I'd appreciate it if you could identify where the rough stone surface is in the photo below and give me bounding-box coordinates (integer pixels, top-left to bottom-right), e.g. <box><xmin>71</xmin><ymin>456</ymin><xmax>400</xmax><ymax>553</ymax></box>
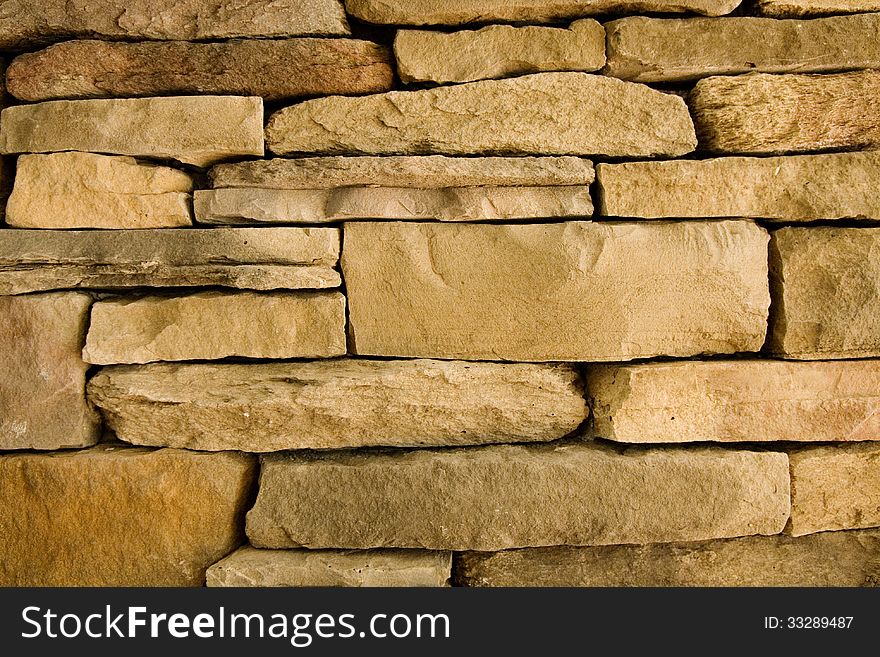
<box><xmin>597</xmin><ymin>152</ymin><xmax>880</xmax><ymax>220</ymax></box>
<box><xmin>247</xmin><ymin>443</ymin><xmax>790</xmax><ymax>551</ymax></box>
<box><xmin>210</xmin><ymin>155</ymin><xmax>594</xmax><ymax>189</ymax></box>
<box><xmin>690</xmin><ymin>70</ymin><xmax>880</xmax><ymax>154</ymax></box>
<box><xmin>342</xmin><ymin>221</ymin><xmax>769</xmax><ymax>362</ymax></box>
<box><xmin>603</xmin><ymin>14</ymin><xmax>880</xmax><ymax>83</ymax></box>
<box><xmin>456</xmin><ymin>530</ymin><xmax>880</xmax><ymax>587</ymax></box>
<box><xmin>207</xmin><ymin>547</ymin><xmax>451</xmax><ymax>587</ymax></box>
<box><xmin>0</xmin><ymin>446</ymin><xmax>255</xmax><ymax>586</ymax></box>
<box><xmin>0</xmin><ymin>0</ymin><xmax>349</xmax><ymax>48</ymax></box>
<box><xmin>194</xmin><ymin>186</ymin><xmax>594</xmax><ymax>224</ymax></box>
<box><xmin>87</xmin><ymin>359</ymin><xmax>588</xmax><ymax>451</ymax></box>
<box><xmin>394</xmin><ymin>20</ymin><xmax>605</xmax><ymax>84</ymax></box>
<box><xmin>769</xmin><ymin>227</ymin><xmax>880</xmax><ymax>359</ymax></box>
<box><xmin>83</xmin><ymin>291</ymin><xmax>346</xmax><ymax>365</ymax></box>
<box><xmin>266</xmin><ymin>72</ymin><xmax>696</xmax><ymax>158</ymax></box>
<box><xmin>587</xmin><ymin>359</ymin><xmax>880</xmax><ymax>443</ymax></box>
<box><xmin>788</xmin><ymin>444</ymin><xmax>880</xmax><ymax>536</ymax></box>
<box><xmin>758</xmin><ymin>1</ymin><xmax>880</xmax><ymax>17</ymax></box>
<box><xmin>0</xmin><ymin>96</ymin><xmax>264</xmax><ymax>167</ymax></box>
<box><xmin>6</xmin><ymin>152</ymin><xmax>192</xmax><ymax>229</ymax></box>
<box><xmin>345</xmin><ymin>0</ymin><xmax>742</xmax><ymax>25</ymax></box>
<box><xmin>6</xmin><ymin>38</ymin><xmax>392</xmax><ymax>102</ymax></box>
<box><xmin>0</xmin><ymin>228</ymin><xmax>340</xmax><ymax>295</ymax></box>
<box><xmin>0</xmin><ymin>293</ymin><xmax>99</xmax><ymax>450</ymax></box>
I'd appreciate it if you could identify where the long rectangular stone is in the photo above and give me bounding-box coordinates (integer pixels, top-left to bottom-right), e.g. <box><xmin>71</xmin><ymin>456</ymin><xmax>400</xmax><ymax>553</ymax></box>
<box><xmin>690</xmin><ymin>71</ymin><xmax>880</xmax><ymax>154</ymax></box>
<box><xmin>0</xmin><ymin>293</ymin><xmax>99</xmax><ymax>450</ymax></box>
<box><xmin>266</xmin><ymin>72</ymin><xmax>696</xmax><ymax>158</ymax></box>
<box><xmin>597</xmin><ymin>152</ymin><xmax>880</xmax><ymax>220</ymax></box>
<box><xmin>603</xmin><ymin>14</ymin><xmax>880</xmax><ymax>83</ymax></box>
<box><xmin>207</xmin><ymin>547</ymin><xmax>451</xmax><ymax>587</ymax></box>
<box><xmin>342</xmin><ymin>221</ymin><xmax>769</xmax><ymax>362</ymax></box>
<box><xmin>83</xmin><ymin>291</ymin><xmax>346</xmax><ymax>365</ymax></box>
<box><xmin>0</xmin><ymin>228</ymin><xmax>341</xmax><ymax>295</ymax></box>
<box><xmin>194</xmin><ymin>186</ymin><xmax>593</xmax><ymax>224</ymax></box>
<box><xmin>758</xmin><ymin>1</ymin><xmax>880</xmax><ymax>16</ymax></box>
<box><xmin>587</xmin><ymin>359</ymin><xmax>880</xmax><ymax>443</ymax></box>
<box><xmin>788</xmin><ymin>444</ymin><xmax>880</xmax><ymax>536</ymax></box>
<box><xmin>247</xmin><ymin>443</ymin><xmax>791</xmax><ymax>551</ymax></box>
<box><xmin>455</xmin><ymin>530</ymin><xmax>880</xmax><ymax>587</ymax></box>
<box><xmin>0</xmin><ymin>96</ymin><xmax>264</xmax><ymax>167</ymax></box>
<box><xmin>0</xmin><ymin>446</ymin><xmax>255</xmax><ymax>586</ymax></box>
<box><xmin>87</xmin><ymin>360</ymin><xmax>588</xmax><ymax>451</ymax></box>
<box><xmin>769</xmin><ymin>227</ymin><xmax>880</xmax><ymax>359</ymax></box>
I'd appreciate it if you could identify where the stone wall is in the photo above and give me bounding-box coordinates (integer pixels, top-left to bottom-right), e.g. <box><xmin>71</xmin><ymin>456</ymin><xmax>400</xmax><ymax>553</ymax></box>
<box><xmin>1</xmin><ymin>0</ymin><xmax>879</xmax><ymax>587</ymax></box>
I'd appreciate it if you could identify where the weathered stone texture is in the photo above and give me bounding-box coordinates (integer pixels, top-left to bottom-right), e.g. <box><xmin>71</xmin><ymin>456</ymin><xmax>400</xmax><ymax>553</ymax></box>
<box><xmin>0</xmin><ymin>228</ymin><xmax>341</xmax><ymax>295</ymax></box>
<box><xmin>758</xmin><ymin>1</ymin><xmax>880</xmax><ymax>17</ymax></box>
<box><xmin>597</xmin><ymin>152</ymin><xmax>880</xmax><ymax>220</ymax></box>
<box><xmin>394</xmin><ymin>20</ymin><xmax>605</xmax><ymax>84</ymax></box>
<box><xmin>0</xmin><ymin>96</ymin><xmax>264</xmax><ymax>167</ymax></box>
<box><xmin>6</xmin><ymin>152</ymin><xmax>192</xmax><ymax>229</ymax></box>
<box><xmin>83</xmin><ymin>292</ymin><xmax>346</xmax><ymax>365</ymax></box>
<box><xmin>0</xmin><ymin>446</ymin><xmax>255</xmax><ymax>586</ymax></box>
<box><xmin>266</xmin><ymin>73</ymin><xmax>696</xmax><ymax>158</ymax></box>
<box><xmin>6</xmin><ymin>38</ymin><xmax>392</xmax><ymax>102</ymax></box>
<box><xmin>342</xmin><ymin>221</ymin><xmax>769</xmax><ymax>362</ymax></box>
<box><xmin>588</xmin><ymin>359</ymin><xmax>880</xmax><ymax>443</ymax></box>
<box><xmin>0</xmin><ymin>293</ymin><xmax>99</xmax><ymax>450</ymax></box>
<box><xmin>788</xmin><ymin>444</ymin><xmax>880</xmax><ymax>536</ymax></box>
<box><xmin>87</xmin><ymin>359</ymin><xmax>588</xmax><ymax>451</ymax></box>
<box><xmin>207</xmin><ymin>547</ymin><xmax>451</xmax><ymax>587</ymax></box>
<box><xmin>456</xmin><ymin>530</ymin><xmax>880</xmax><ymax>587</ymax></box>
<box><xmin>247</xmin><ymin>443</ymin><xmax>790</xmax><ymax>551</ymax></box>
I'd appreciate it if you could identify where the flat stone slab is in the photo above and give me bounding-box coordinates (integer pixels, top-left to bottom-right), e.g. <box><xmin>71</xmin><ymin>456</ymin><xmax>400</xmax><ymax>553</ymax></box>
<box><xmin>758</xmin><ymin>1</ymin><xmax>880</xmax><ymax>16</ymax></box>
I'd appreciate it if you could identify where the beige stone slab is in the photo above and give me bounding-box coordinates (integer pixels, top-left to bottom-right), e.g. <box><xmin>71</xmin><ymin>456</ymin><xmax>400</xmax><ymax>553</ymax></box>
<box><xmin>758</xmin><ymin>1</ymin><xmax>880</xmax><ymax>17</ymax></box>
<box><xmin>0</xmin><ymin>293</ymin><xmax>99</xmax><ymax>450</ymax></box>
<box><xmin>194</xmin><ymin>186</ymin><xmax>593</xmax><ymax>224</ymax></box>
<box><xmin>769</xmin><ymin>227</ymin><xmax>880</xmax><ymax>359</ymax></box>
<box><xmin>342</xmin><ymin>221</ymin><xmax>769</xmax><ymax>362</ymax></box>
<box><xmin>87</xmin><ymin>359</ymin><xmax>588</xmax><ymax>451</ymax></box>
<box><xmin>6</xmin><ymin>152</ymin><xmax>192</xmax><ymax>229</ymax></box>
<box><xmin>266</xmin><ymin>72</ymin><xmax>696</xmax><ymax>158</ymax></box>
<box><xmin>587</xmin><ymin>359</ymin><xmax>880</xmax><ymax>443</ymax></box>
<box><xmin>597</xmin><ymin>152</ymin><xmax>880</xmax><ymax>220</ymax></box>
<box><xmin>83</xmin><ymin>291</ymin><xmax>346</xmax><ymax>365</ymax></box>
<box><xmin>456</xmin><ymin>530</ymin><xmax>880</xmax><ymax>586</ymax></box>
<box><xmin>207</xmin><ymin>547</ymin><xmax>451</xmax><ymax>587</ymax></box>
<box><xmin>0</xmin><ymin>0</ymin><xmax>349</xmax><ymax>49</ymax></box>
<box><xmin>247</xmin><ymin>443</ymin><xmax>790</xmax><ymax>551</ymax></box>
<box><xmin>603</xmin><ymin>14</ymin><xmax>880</xmax><ymax>83</ymax></box>
<box><xmin>394</xmin><ymin>20</ymin><xmax>605</xmax><ymax>84</ymax></box>
<box><xmin>0</xmin><ymin>446</ymin><xmax>255</xmax><ymax>586</ymax></box>
<box><xmin>788</xmin><ymin>444</ymin><xmax>880</xmax><ymax>536</ymax></box>
<box><xmin>0</xmin><ymin>228</ymin><xmax>340</xmax><ymax>295</ymax></box>
<box><xmin>210</xmin><ymin>156</ymin><xmax>594</xmax><ymax>189</ymax></box>
<box><xmin>0</xmin><ymin>96</ymin><xmax>264</xmax><ymax>168</ymax></box>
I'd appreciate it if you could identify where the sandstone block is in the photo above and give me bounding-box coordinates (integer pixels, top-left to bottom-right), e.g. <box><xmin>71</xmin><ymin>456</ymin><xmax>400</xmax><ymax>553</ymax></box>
<box><xmin>210</xmin><ymin>155</ymin><xmax>594</xmax><ymax>189</ymax></box>
<box><xmin>266</xmin><ymin>73</ymin><xmax>696</xmax><ymax>158</ymax></box>
<box><xmin>87</xmin><ymin>359</ymin><xmax>587</xmax><ymax>451</ymax></box>
<box><xmin>769</xmin><ymin>227</ymin><xmax>880</xmax><ymax>359</ymax></box>
<box><xmin>342</xmin><ymin>221</ymin><xmax>769</xmax><ymax>361</ymax></box>
<box><xmin>587</xmin><ymin>359</ymin><xmax>880</xmax><ymax>443</ymax></box>
<box><xmin>0</xmin><ymin>446</ymin><xmax>255</xmax><ymax>586</ymax></box>
<box><xmin>83</xmin><ymin>291</ymin><xmax>346</xmax><ymax>365</ymax></box>
<box><xmin>597</xmin><ymin>152</ymin><xmax>880</xmax><ymax>220</ymax></box>
<box><xmin>394</xmin><ymin>20</ymin><xmax>605</xmax><ymax>84</ymax></box>
<box><xmin>207</xmin><ymin>547</ymin><xmax>451</xmax><ymax>587</ymax></box>
<box><xmin>788</xmin><ymin>444</ymin><xmax>880</xmax><ymax>536</ymax></box>
<box><xmin>0</xmin><ymin>96</ymin><xmax>264</xmax><ymax>167</ymax></box>
<box><xmin>6</xmin><ymin>152</ymin><xmax>192</xmax><ymax>229</ymax></box>
<box><xmin>0</xmin><ymin>228</ymin><xmax>340</xmax><ymax>295</ymax></box>
<box><xmin>0</xmin><ymin>293</ymin><xmax>99</xmax><ymax>450</ymax></box>
<box><xmin>758</xmin><ymin>1</ymin><xmax>880</xmax><ymax>17</ymax></box>
<box><xmin>456</xmin><ymin>530</ymin><xmax>880</xmax><ymax>586</ymax></box>
<box><xmin>6</xmin><ymin>38</ymin><xmax>392</xmax><ymax>102</ymax></box>
<box><xmin>247</xmin><ymin>443</ymin><xmax>790</xmax><ymax>551</ymax></box>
